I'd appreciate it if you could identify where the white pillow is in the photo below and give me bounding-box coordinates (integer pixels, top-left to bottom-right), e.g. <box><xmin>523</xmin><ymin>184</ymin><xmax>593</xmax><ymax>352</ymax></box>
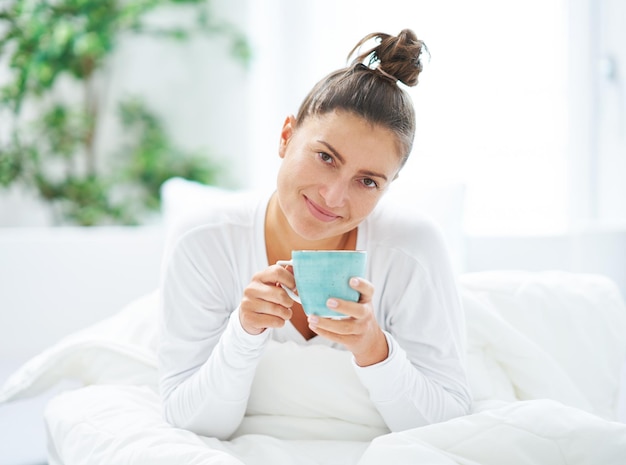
<box><xmin>159</xmin><ymin>178</ymin><xmax>264</xmax><ymax>270</ymax></box>
<box><xmin>381</xmin><ymin>180</ymin><xmax>467</xmax><ymax>273</ymax></box>
<box><xmin>460</xmin><ymin>270</ymin><xmax>626</xmax><ymax>420</ymax></box>
<box><xmin>462</xmin><ymin>288</ymin><xmax>593</xmax><ymax>414</ymax></box>
<box><xmin>462</xmin><ymin>291</ymin><xmax>517</xmax><ymax>404</ymax></box>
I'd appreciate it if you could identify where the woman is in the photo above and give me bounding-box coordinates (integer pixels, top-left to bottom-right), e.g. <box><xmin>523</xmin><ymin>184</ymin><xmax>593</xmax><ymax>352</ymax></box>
<box><xmin>158</xmin><ymin>29</ymin><xmax>472</xmax><ymax>440</ymax></box>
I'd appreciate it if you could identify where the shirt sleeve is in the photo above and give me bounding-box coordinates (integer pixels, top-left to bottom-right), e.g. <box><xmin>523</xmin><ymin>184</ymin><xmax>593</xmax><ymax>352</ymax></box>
<box><xmin>353</xmin><ymin>331</ymin><xmax>470</xmax><ymax>431</ymax></box>
<box><xmin>158</xmin><ymin>229</ymin><xmax>271</xmax><ymax>440</ymax></box>
<box><xmin>354</xmin><ymin>215</ymin><xmax>472</xmax><ymax>431</ymax></box>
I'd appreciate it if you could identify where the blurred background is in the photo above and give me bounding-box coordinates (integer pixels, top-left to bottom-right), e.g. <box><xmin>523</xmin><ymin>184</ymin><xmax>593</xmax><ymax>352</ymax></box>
<box><xmin>0</xmin><ymin>0</ymin><xmax>625</xmax><ymax>463</ymax></box>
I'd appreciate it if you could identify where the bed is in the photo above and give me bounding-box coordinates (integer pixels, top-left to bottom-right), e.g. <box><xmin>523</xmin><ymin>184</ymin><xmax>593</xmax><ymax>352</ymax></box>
<box><xmin>2</xmin><ymin>269</ymin><xmax>626</xmax><ymax>464</ymax></box>
<box><xmin>2</xmin><ymin>181</ymin><xmax>626</xmax><ymax>464</ymax></box>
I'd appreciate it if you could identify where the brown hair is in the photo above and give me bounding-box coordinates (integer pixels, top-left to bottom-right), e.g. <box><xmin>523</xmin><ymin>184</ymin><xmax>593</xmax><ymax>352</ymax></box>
<box><xmin>295</xmin><ymin>29</ymin><xmax>427</xmax><ymax>166</ymax></box>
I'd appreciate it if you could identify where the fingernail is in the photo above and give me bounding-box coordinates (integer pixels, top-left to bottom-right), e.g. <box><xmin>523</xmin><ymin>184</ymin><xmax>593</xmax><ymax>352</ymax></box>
<box><xmin>327</xmin><ymin>298</ymin><xmax>338</xmax><ymax>308</ymax></box>
<box><xmin>308</xmin><ymin>315</ymin><xmax>319</xmax><ymax>329</ymax></box>
<box><xmin>350</xmin><ymin>278</ymin><xmax>360</xmax><ymax>287</ymax></box>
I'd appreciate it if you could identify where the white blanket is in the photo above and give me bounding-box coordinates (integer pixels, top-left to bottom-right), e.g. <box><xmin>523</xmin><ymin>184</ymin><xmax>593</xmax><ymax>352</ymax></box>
<box><xmin>44</xmin><ymin>384</ymin><xmax>626</xmax><ymax>465</ymax></box>
<box><xmin>2</xmin><ymin>271</ymin><xmax>626</xmax><ymax>464</ymax></box>
<box><xmin>360</xmin><ymin>399</ymin><xmax>626</xmax><ymax>465</ymax></box>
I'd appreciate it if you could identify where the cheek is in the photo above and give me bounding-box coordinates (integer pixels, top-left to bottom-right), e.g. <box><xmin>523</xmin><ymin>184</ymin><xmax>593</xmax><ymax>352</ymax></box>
<box><xmin>276</xmin><ymin>165</ymin><xmax>293</xmax><ymax>199</ymax></box>
<box><xmin>276</xmin><ymin>153</ymin><xmax>311</xmax><ymax>199</ymax></box>
<box><xmin>350</xmin><ymin>190</ymin><xmax>382</xmax><ymax>220</ymax></box>
<box><xmin>280</xmin><ymin>151</ymin><xmax>322</xmax><ymax>184</ymax></box>
<box><xmin>277</xmin><ymin>148</ymin><xmax>300</xmax><ymax>177</ymax></box>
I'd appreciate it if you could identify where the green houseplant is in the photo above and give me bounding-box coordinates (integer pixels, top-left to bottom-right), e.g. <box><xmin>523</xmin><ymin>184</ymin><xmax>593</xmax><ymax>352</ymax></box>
<box><xmin>0</xmin><ymin>0</ymin><xmax>249</xmax><ymax>225</ymax></box>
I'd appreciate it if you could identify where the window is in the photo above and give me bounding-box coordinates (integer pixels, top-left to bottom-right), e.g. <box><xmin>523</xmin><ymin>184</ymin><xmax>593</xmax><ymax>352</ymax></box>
<box><xmin>568</xmin><ymin>0</ymin><xmax>626</xmax><ymax>227</ymax></box>
<box><xmin>246</xmin><ymin>0</ymin><xmax>576</xmax><ymax>234</ymax></box>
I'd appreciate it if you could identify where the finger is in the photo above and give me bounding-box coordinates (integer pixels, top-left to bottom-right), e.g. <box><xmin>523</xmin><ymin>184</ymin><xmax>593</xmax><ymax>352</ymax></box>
<box><xmin>240</xmin><ymin>307</ymin><xmax>292</xmax><ymax>334</ymax></box>
<box><xmin>307</xmin><ymin>317</ymin><xmax>359</xmax><ymax>343</ymax></box>
<box><xmin>272</xmin><ymin>266</ymin><xmax>297</xmax><ymax>300</ymax></box>
<box><xmin>277</xmin><ymin>263</ymin><xmax>294</xmax><ymax>273</ymax></box>
<box><xmin>257</xmin><ymin>265</ymin><xmax>297</xmax><ymax>290</ymax></box>
<box><xmin>349</xmin><ymin>277</ymin><xmax>374</xmax><ymax>303</ymax></box>
<box><xmin>307</xmin><ymin>313</ymin><xmax>358</xmax><ymax>336</ymax></box>
<box><xmin>323</xmin><ymin>297</ymin><xmax>365</xmax><ymax>319</ymax></box>
<box><xmin>245</xmin><ymin>278</ymin><xmax>295</xmax><ymax>309</ymax></box>
<box><xmin>242</xmin><ymin>293</ymin><xmax>294</xmax><ymax>321</ymax></box>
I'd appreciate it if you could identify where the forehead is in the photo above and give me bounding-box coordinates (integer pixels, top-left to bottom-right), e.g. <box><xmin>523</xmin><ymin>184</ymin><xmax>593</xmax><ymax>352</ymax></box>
<box><xmin>298</xmin><ymin>111</ymin><xmax>404</xmax><ymax>164</ymax></box>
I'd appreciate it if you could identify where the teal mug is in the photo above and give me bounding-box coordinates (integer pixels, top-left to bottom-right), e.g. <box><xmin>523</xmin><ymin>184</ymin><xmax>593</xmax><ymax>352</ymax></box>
<box><xmin>276</xmin><ymin>250</ymin><xmax>367</xmax><ymax>319</ymax></box>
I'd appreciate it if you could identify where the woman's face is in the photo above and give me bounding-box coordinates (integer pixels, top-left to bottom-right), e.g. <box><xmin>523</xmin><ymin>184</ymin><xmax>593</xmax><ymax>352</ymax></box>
<box><xmin>276</xmin><ymin>110</ymin><xmax>403</xmax><ymax>242</ymax></box>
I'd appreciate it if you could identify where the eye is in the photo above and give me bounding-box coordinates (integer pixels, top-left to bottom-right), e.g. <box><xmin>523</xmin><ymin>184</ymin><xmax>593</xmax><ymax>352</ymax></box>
<box><xmin>361</xmin><ymin>178</ymin><xmax>379</xmax><ymax>189</ymax></box>
<box><xmin>318</xmin><ymin>152</ymin><xmax>334</xmax><ymax>164</ymax></box>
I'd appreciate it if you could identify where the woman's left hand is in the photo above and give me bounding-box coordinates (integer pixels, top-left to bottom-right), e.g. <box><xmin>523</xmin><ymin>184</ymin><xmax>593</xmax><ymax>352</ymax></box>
<box><xmin>307</xmin><ymin>277</ymin><xmax>389</xmax><ymax>367</ymax></box>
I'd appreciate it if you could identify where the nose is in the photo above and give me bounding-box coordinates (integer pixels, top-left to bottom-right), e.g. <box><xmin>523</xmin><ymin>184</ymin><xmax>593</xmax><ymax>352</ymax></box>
<box><xmin>319</xmin><ymin>179</ymin><xmax>348</xmax><ymax>208</ymax></box>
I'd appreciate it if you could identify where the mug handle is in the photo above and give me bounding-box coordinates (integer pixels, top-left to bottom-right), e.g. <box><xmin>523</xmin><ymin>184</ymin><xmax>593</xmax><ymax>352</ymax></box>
<box><xmin>276</xmin><ymin>259</ymin><xmax>301</xmax><ymax>304</ymax></box>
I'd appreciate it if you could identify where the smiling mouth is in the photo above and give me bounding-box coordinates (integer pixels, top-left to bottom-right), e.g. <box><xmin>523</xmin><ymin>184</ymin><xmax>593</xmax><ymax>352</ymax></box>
<box><xmin>304</xmin><ymin>196</ymin><xmax>341</xmax><ymax>222</ymax></box>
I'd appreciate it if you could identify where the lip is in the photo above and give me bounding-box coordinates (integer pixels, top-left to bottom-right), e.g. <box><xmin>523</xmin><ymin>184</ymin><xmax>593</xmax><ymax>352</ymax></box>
<box><xmin>304</xmin><ymin>196</ymin><xmax>341</xmax><ymax>222</ymax></box>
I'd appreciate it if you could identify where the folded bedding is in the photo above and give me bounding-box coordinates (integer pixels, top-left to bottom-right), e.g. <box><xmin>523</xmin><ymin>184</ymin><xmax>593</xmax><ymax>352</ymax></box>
<box><xmin>45</xmin><ymin>384</ymin><xmax>626</xmax><ymax>465</ymax></box>
<box><xmin>45</xmin><ymin>385</ymin><xmax>371</xmax><ymax>465</ymax></box>
<box><xmin>2</xmin><ymin>270</ymin><xmax>626</xmax><ymax>464</ymax></box>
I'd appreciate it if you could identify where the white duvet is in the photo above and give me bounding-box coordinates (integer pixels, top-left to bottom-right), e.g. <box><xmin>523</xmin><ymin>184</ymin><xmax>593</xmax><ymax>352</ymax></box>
<box><xmin>3</xmin><ymin>271</ymin><xmax>626</xmax><ymax>464</ymax></box>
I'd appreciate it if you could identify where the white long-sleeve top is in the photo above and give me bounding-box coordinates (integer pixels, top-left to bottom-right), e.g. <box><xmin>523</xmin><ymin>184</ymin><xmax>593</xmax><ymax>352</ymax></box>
<box><xmin>158</xmin><ymin>190</ymin><xmax>471</xmax><ymax>440</ymax></box>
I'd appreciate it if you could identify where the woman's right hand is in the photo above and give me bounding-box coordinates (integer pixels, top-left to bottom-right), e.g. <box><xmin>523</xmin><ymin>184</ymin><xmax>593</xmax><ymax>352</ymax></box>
<box><xmin>239</xmin><ymin>264</ymin><xmax>297</xmax><ymax>335</ymax></box>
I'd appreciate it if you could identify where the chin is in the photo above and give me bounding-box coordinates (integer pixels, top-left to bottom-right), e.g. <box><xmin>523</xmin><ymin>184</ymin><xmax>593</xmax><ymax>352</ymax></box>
<box><xmin>304</xmin><ymin>221</ymin><xmax>356</xmax><ymax>244</ymax></box>
<box><xmin>296</xmin><ymin>226</ymin><xmax>333</xmax><ymax>242</ymax></box>
<box><xmin>290</xmin><ymin>218</ymin><xmax>334</xmax><ymax>241</ymax></box>
<box><xmin>282</xmin><ymin>194</ymin><xmax>353</xmax><ymax>241</ymax></box>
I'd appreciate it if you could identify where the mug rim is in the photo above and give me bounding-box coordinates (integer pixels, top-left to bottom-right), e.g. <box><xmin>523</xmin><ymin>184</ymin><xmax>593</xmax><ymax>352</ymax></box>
<box><xmin>291</xmin><ymin>249</ymin><xmax>366</xmax><ymax>253</ymax></box>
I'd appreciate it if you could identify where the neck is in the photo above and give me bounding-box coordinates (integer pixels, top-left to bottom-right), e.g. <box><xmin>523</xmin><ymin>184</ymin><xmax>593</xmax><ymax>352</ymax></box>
<box><xmin>265</xmin><ymin>193</ymin><xmax>356</xmax><ymax>263</ymax></box>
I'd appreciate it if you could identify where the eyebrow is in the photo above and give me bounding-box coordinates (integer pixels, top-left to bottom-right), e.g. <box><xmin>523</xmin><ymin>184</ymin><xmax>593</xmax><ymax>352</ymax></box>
<box><xmin>317</xmin><ymin>140</ymin><xmax>389</xmax><ymax>182</ymax></box>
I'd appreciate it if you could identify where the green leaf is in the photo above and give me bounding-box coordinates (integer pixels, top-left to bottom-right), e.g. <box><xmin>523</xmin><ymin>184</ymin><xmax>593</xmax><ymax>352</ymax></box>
<box><xmin>0</xmin><ymin>147</ymin><xmax>23</xmax><ymax>186</ymax></box>
<box><xmin>0</xmin><ymin>0</ymin><xmax>246</xmax><ymax>225</ymax></box>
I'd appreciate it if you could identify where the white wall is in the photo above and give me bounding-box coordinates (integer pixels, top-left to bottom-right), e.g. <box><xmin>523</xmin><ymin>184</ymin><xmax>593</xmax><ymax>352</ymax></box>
<box><xmin>0</xmin><ymin>226</ymin><xmax>164</xmax><ymax>362</ymax></box>
<box><xmin>466</xmin><ymin>227</ymin><xmax>626</xmax><ymax>300</ymax></box>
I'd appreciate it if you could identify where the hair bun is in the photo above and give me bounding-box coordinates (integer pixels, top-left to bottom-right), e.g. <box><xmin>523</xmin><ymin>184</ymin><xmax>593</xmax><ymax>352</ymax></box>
<box><xmin>348</xmin><ymin>29</ymin><xmax>427</xmax><ymax>87</ymax></box>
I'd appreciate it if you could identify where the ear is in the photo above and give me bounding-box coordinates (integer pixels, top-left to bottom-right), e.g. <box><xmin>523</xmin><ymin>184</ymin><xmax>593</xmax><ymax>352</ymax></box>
<box><xmin>278</xmin><ymin>115</ymin><xmax>296</xmax><ymax>159</ymax></box>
